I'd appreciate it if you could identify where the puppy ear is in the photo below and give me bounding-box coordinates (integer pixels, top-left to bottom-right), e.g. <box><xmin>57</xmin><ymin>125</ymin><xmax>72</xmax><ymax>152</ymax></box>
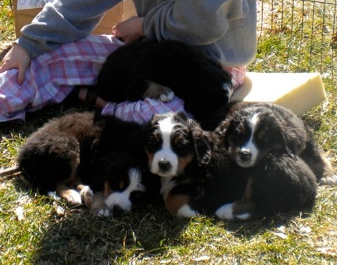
<box><xmin>194</xmin><ymin>133</ymin><xmax>212</xmax><ymax>165</ymax></box>
<box><xmin>188</xmin><ymin>119</ymin><xmax>212</xmax><ymax>165</ymax></box>
<box><xmin>175</xmin><ymin>111</ymin><xmax>189</xmax><ymax>123</ymax></box>
<box><xmin>278</xmin><ymin>118</ymin><xmax>306</xmax><ymax>157</ymax></box>
<box><xmin>213</xmin><ymin>119</ymin><xmax>232</xmax><ymax>149</ymax></box>
<box><xmin>282</xmin><ymin>130</ymin><xmax>306</xmax><ymax>158</ymax></box>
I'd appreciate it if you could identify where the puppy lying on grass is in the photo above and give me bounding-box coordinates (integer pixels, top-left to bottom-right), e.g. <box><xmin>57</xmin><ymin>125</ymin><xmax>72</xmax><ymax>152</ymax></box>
<box><xmin>0</xmin><ymin>102</ymin><xmax>335</xmax><ymax>219</ymax></box>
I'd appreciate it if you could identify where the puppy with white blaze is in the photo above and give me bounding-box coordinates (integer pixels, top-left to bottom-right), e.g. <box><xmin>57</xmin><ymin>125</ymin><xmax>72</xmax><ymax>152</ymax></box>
<box><xmin>143</xmin><ymin>112</ymin><xmax>215</xmax><ymax>218</ymax></box>
<box><xmin>148</xmin><ymin>114</ymin><xmax>192</xmax><ymax>177</ymax></box>
<box><xmin>206</xmin><ymin>101</ymin><xmax>336</xmax><ymax>220</ymax></box>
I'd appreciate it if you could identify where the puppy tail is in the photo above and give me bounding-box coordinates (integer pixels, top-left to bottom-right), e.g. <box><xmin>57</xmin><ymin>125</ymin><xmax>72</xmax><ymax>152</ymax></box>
<box><xmin>0</xmin><ymin>166</ymin><xmax>21</xmax><ymax>178</ymax></box>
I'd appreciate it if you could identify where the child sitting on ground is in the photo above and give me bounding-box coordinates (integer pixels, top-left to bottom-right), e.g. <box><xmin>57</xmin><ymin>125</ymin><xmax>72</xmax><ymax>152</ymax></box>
<box><xmin>0</xmin><ymin>0</ymin><xmax>257</xmax><ymax>123</ymax></box>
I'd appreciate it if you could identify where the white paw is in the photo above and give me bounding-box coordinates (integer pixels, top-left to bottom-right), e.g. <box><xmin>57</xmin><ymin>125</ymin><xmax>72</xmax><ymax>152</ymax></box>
<box><xmin>80</xmin><ymin>185</ymin><xmax>93</xmax><ymax>195</ymax></box>
<box><xmin>320</xmin><ymin>175</ymin><xmax>337</xmax><ymax>186</ymax></box>
<box><xmin>80</xmin><ymin>186</ymin><xmax>94</xmax><ymax>206</ymax></box>
<box><xmin>235</xmin><ymin>212</ymin><xmax>251</xmax><ymax>220</ymax></box>
<box><xmin>65</xmin><ymin>190</ymin><xmax>82</xmax><ymax>205</ymax></box>
<box><xmin>177</xmin><ymin>204</ymin><xmax>199</xmax><ymax>218</ymax></box>
<box><xmin>158</xmin><ymin>90</ymin><xmax>175</xmax><ymax>102</ymax></box>
<box><xmin>105</xmin><ymin>192</ymin><xmax>132</xmax><ymax>212</ymax></box>
<box><xmin>215</xmin><ymin>203</ymin><xmax>235</xmax><ymax>220</ymax></box>
<box><xmin>96</xmin><ymin>208</ymin><xmax>112</xmax><ymax>217</ymax></box>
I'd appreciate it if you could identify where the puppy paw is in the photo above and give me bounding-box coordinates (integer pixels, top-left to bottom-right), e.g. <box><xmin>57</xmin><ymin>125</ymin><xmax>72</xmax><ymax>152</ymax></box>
<box><xmin>215</xmin><ymin>203</ymin><xmax>235</xmax><ymax>220</ymax></box>
<box><xmin>105</xmin><ymin>192</ymin><xmax>132</xmax><ymax>212</ymax></box>
<box><xmin>158</xmin><ymin>90</ymin><xmax>175</xmax><ymax>102</ymax></box>
<box><xmin>216</xmin><ymin>202</ymin><xmax>253</xmax><ymax>220</ymax></box>
<box><xmin>94</xmin><ymin>207</ymin><xmax>112</xmax><ymax>217</ymax></box>
<box><xmin>235</xmin><ymin>212</ymin><xmax>252</xmax><ymax>220</ymax></box>
<box><xmin>89</xmin><ymin>192</ymin><xmax>112</xmax><ymax>217</ymax></box>
<box><xmin>143</xmin><ymin>81</ymin><xmax>175</xmax><ymax>102</ymax></box>
<box><xmin>80</xmin><ymin>186</ymin><xmax>94</xmax><ymax>207</ymax></box>
<box><xmin>320</xmin><ymin>175</ymin><xmax>337</xmax><ymax>186</ymax></box>
<box><xmin>63</xmin><ymin>189</ymin><xmax>82</xmax><ymax>205</ymax></box>
<box><xmin>177</xmin><ymin>204</ymin><xmax>199</xmax><ymax>218</ymax></box>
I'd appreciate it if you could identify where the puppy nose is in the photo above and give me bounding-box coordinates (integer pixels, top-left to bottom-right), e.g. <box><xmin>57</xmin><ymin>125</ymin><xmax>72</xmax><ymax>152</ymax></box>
<box><xmin>239</xmin><ymin>150</ymin><xmax>251</xmax><ymax>161</ymax></box>
<box><xmin>158</xmin><ymin>160</ymin><xmax>172</xmax><ymax>172</ymax></box>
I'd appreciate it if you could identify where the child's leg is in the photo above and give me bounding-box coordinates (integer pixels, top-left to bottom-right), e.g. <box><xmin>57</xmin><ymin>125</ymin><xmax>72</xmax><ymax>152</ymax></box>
<box><xmin>0</xmin><ymin>68</ymin><xmax>35</xmax><ymax>121</ymax></box>
<box><xmin>0</xmin><ymin>35</ymin><xmax>123</xmax><ymax>122</ymax></box>
<box><xmin>101</xmin><ymin>97</ymin><xmax>190</xmax><ymax>124</ymax></box>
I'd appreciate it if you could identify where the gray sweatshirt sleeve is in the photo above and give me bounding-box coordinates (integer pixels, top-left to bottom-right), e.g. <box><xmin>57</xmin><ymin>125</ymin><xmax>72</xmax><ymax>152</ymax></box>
<box><xmin>17</xmin><ymin>0</ymin><xmax>122</xmax><ymax>58</ymax></box>
<box><xmin>140</xmin><ymin>0</ymin><xmax>256</xmax><ymax>66</ymax></box>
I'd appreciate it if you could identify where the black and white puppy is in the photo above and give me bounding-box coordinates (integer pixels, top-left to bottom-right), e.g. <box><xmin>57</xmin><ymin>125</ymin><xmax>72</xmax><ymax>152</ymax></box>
<box><xmin>88</xmin><ymin>111</ymin><xmax>214</xmax><ymax>216</ymax></box>
<box><xmin>208</xmin><ymin>101</ymin><xmax>333</xmax><ymax>219</ymax></box>
<box><xmin>79</xmin><ymin>40</ymin><xmax>232</xmax><ymax>127</ymax></box>
<box><xmin>216</xmin><ymin>101</ymin><xmax>335</xmax><ymax>181</ymax></box>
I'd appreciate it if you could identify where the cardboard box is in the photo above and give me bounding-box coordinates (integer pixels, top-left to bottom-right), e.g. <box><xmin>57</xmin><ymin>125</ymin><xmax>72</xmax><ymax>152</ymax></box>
<box><xmin>12</xmin><ymin>0</ymin><xmax>137</xmax><ymax>38</ymax></box>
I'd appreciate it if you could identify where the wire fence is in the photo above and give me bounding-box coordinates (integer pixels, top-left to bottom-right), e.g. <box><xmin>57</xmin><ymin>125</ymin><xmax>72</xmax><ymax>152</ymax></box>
<box><xmin>253</xmin><ymin>0</ymin><xmax>337</xmax><ymax>79</ymax></box>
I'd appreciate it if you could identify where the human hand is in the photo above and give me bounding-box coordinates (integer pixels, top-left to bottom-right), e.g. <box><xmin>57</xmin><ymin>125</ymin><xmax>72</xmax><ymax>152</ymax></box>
<box><xmin>0</xmin><ymin>44</ymin><xmax>31</xmax><ymax>84</ymax></box>
<box><xmin>112</xmin><ymin>16</ymin><xmax>145</xmax><ymax>44</ymax></box>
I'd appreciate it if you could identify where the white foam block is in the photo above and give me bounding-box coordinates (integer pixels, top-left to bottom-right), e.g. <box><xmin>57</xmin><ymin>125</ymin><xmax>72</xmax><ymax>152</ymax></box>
<box><xmin>232</xmin><ymin>72</ymin><xmax>327</xmax><ymax>115</ymax></box>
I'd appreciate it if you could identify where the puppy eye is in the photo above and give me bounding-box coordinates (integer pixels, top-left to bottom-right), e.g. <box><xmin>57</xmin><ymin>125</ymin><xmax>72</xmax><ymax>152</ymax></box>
<box><xmin>174</xmin><ymin>139</ymin><xmax>191</xmax><ymax>156</ymax></box>
<box><xmin>145</xmin><ymin>136</ymin><xmax>160</xmax><ymax>152</ymax></box>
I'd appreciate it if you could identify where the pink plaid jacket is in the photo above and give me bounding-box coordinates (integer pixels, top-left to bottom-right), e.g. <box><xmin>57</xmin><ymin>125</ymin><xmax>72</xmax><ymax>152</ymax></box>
<box><xmin>0</xmin><ymin>35</ymin><xmax>246</xmax><ymax>123</ymax></box>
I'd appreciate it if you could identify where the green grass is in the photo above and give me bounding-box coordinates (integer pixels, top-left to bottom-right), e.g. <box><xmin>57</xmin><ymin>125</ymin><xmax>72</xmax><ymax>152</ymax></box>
<box><xmin>0</xmin><ymin>0</ymin><xmax>15</xmax><ymax>50</ymax></box>
<box><xmin>1</xmin><ymin>0</ymin><xmax>337</xmax><ymax>264</ymax></box>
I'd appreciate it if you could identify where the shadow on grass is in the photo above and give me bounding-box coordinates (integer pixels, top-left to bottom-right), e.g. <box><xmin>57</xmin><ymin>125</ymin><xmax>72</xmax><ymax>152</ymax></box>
<box><xmin>8</xmin><ymin>171</ymin><xmax>311</xmax><ymax>263</ymax></box>
<box><xmin>8</xmin><ymin>174</ymin><xmax>191</xmax><ymax>263</ymax></box>
<box><xmin>32</xmin><ymin>204</ymin><xmax>190</xmax><ymax>263</ymax></box>
<box><xmin>26</xmin><ymin>197</ymin><xmax>310</xmax><ymax>264</ymax></box>
<box><xmin>219</xmin><ymin>210</ymin><xmax>312</xmax><ymax>239</ymax></box>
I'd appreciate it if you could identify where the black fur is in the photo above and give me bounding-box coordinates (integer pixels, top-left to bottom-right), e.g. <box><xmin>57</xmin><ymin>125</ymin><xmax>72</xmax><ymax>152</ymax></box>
<box><xmin>16</xmin><ymin>111</ymin><xmax>214</xmax><ymax>215</ymax></box>
<box><xmin>204</xmin><ymin>101</ymin><xmax>324</xmax><ymax>219</ymax></box>
<box><xmin>80</xmin><ymin>40</ymin><xmax>232</xmax><ymax>126</ymax></box>
<box><xmin>215</xmin><ymin>101</ymin><xmax>333</xmax><ymax>182</ymax></box>
<box><xmin>17</xmin><ymin>102</ymin><xmax>331</xmax><ymax>219</ymax></box>
<box><xmin>17</xmin><ymin>112</ymin><xmax>161</xmax><ymax>212</ymax></box>
<box><xmin>17</xmin><ymin>112</ymin><xmax>101</xmax><ymax>194</ymax></box>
